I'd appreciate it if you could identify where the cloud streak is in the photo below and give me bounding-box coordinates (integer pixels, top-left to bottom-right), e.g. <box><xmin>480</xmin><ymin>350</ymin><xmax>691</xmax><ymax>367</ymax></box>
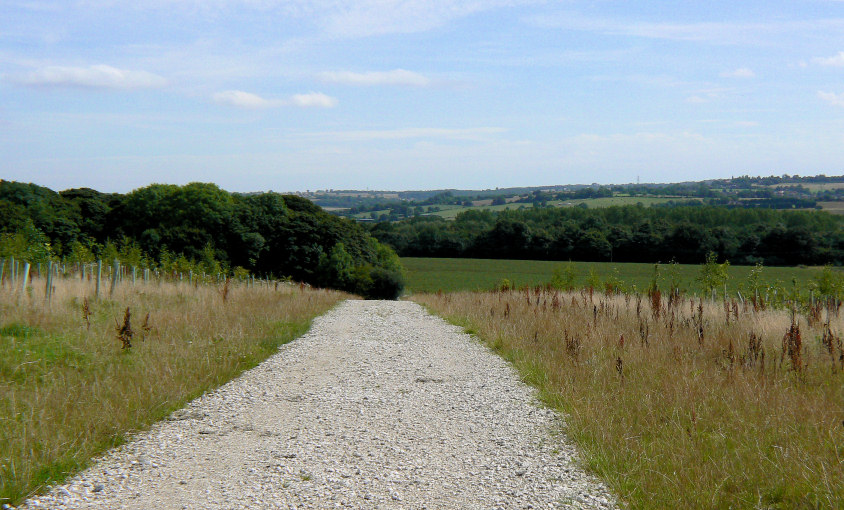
<box><xmin>318</xmin><ymin>69</ymin><xmax>431</xmax><ymax>87</ymax></box>
<box><xmin>212</xmin><ymin>90</ymin><xmax>337</xmax><ymax>109</ymax></box>
<box><xmin>818</xmin><ymin>91</ymin><xmax>844</xmax><ymax>107</ymax></box>
<box><xmin>812</xmin><ymin>51</ymin><xmax>844</xmax><ymax>67</ymax></box>
<box><xmin>527</xmin><ymin>13</ymin><xmax>844</xmax><ymax>45</ymax></box>
<box><xmin>72</xmin><ymin>1</ymin><xmax>534</xmax><ymax>38</ymax></box>
<box><xmin>16</xmin><ymin>64</ymin><xmax>167</xmax><ymax>89</ymax></box>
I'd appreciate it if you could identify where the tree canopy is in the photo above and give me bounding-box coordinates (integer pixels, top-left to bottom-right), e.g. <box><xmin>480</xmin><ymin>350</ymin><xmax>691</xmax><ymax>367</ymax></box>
<box><xmin>0</xmin><ymin>180</ymin><xmax>404</xmax><ymax>298</ymax></box>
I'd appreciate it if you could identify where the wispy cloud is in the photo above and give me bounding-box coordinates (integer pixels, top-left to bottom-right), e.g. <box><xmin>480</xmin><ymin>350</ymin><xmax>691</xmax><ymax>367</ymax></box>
<box><xmin>303</xmin><ymin>127</ymin><xmax>506</xmax><ymax>142</ymax></box>
<box><xmin>812</xmin><ymin>51</ymin><xmax>844</xmax><ymax>67</ymax></box>
<box><xmin>15</xmin><ymin>64</ymin><xmax>167</xmax><ymax>89</ymax></box>
<box><xmin>75</xmin><ymin>1</ymin><xmax>534</xmax><ymax>38</ymax></box>
<box><xmin>289</xmin><ymin>92</ymin><xmax>338</xmax><ymax>108</ymax></box>
<box><xmin>720</xmin><ymin>67</ymin><xmax>755</xmax><ymax>78</ymax></box>
<box><xmin>318</xmin><ymin>69</ymin><xmax>431</xmax><ymax>87</ymax></box>
<box><xmin>527</xmin><ymin>13</ymin><xmax>844</xmax><ymax>45</ymax></box>
<box><xmin>818</xmin><ymin>91</ymin><xmax>844</xmax><ymax>107</ymax></box>
<box><xmin>212</xmin><ymin>90</ymin><xmax>337</xmax><ymax>109</ymax></box>
<box><xmin>212</xmin><ymin>90</ymin><xmax>279</xmax><ymax>108</ymax></box>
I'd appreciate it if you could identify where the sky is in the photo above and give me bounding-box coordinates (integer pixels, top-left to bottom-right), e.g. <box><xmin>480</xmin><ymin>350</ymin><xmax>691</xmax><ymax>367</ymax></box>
<box><xmin>2</xmin><ymin>1</ymin><xmax>844</xmax><ymax>193</ymax></box>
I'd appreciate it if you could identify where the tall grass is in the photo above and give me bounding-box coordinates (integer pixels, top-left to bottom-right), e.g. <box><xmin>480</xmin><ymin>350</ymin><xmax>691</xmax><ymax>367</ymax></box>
<box><xmin>0</xmin><ymin>275</ymin><xmax>346</xmax><ymax>505</ymax></box>
<box><xmin>414</xmin><ymin>289</ymin><xmax>844</xmax><ymax>509</ymax></box>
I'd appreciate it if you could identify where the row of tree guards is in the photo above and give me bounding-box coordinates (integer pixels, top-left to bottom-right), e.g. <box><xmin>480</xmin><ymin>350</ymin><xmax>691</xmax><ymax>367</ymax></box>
<box><xmin>0</xmin><ymin>257</ymin><xmax>273</xmax><ymax>302</ymax></box>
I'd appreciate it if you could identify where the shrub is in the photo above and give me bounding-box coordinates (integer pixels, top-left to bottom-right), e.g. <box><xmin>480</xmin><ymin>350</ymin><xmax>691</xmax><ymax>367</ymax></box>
<box><xmin>351</xmin><ymin>266</ymin><xmax>404</xmax><ymax>300</ymax></box>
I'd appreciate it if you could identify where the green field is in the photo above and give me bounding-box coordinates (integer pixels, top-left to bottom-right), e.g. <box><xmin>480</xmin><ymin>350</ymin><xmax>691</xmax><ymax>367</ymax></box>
<box><xmin>401</xmin><ymin>257</ymin><xmax>825</xmax><ymax>296</ymax></box>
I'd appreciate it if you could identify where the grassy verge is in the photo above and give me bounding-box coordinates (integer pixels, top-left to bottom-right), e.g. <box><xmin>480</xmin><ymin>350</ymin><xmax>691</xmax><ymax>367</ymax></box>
<box><xmin>0</xmin><ymin>277</ymin><xmax>346</xmax><ymax>505</ymax></box>
<box><xmin>401</xmin><ymin>256</ymin><xmax>825</xmax><ymax>295</ymax></box>
<box><xmin>413</xmin><ymin>290</ymin><xmax>844</xmax><ymax>509</ymax></box>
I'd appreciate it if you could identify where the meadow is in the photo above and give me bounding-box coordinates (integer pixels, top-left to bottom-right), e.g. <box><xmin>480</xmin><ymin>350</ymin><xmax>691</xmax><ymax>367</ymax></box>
<box><xmin>413</xmin><ymin>288</ymin><xmax>844</xmax><ymax>509</ymax></box>
<box><xmin>0</xmin><ymin>273</ymin><xmax>345</xmax><ymax>505</ymax></box>
<box><xmin>401</xmin><ymin>256</ymin><xmax>825</xmax><ymax>297</ymax></box>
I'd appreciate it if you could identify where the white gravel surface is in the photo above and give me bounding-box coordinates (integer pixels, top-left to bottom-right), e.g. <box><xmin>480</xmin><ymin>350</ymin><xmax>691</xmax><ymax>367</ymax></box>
<box><xmin>19</xmin><ymin>300</ymin><xmax>617</xmax><ymax>509</ymax></box>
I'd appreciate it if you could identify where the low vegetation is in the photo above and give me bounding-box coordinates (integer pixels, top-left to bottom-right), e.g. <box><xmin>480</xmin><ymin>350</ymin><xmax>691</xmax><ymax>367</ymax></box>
<box><xmin>414</xmin><ymin>287</ymin><xmax>844</xmax><ymax>508</ymax></box>
<box><xmin>0</xmin><ymin>273</ymin><xmax>346</xmax><ymax>505</ymax></box>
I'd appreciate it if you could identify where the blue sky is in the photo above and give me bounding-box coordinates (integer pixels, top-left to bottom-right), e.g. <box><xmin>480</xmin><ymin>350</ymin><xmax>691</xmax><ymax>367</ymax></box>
<box><xmin>2</xmin><ymin>0</ymin><xmax>844</xmax><ymax>193</ymax></box>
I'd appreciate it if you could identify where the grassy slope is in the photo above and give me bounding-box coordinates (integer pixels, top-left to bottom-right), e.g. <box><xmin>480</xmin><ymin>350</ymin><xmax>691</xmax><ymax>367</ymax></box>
<box><xmin>0</xmin><ymin>278</ymin><xmax>345</xmax><ymax>505</ymax></box>
<box><xmin>413</xmin><ymin>290</ymin><xmax>844</xmax><ymax>509</ymax></box>
<box><xmin>402</xmin><ymin>257</ymin><xmax>824</xmax><ymax>295</ymax></box>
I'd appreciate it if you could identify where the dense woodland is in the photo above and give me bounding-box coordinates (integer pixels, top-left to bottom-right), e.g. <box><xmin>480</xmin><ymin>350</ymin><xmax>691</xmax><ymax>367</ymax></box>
<box><xmin>367</xmin><ymin>206</ymin><xmax>844</xmax><ymax>266</ymax></box>
<box><xmin>0</xmin><ymin>181</ymin><xmax>404</xmax><ymax>298</ymax></box>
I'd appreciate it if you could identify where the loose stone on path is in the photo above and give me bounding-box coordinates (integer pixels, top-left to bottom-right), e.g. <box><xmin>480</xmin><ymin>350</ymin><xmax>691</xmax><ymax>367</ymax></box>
<box><xmin>19</xmin><ymin>300</ymin><xmax>617</xmax><ymax>509</ymax></box>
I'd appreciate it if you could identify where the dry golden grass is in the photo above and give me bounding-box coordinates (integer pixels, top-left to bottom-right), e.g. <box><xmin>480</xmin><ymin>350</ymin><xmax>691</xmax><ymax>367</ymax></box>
<box><xmin>414</xmin><ymin>289</ymin><xmax>844</xmax><ymax>509</ymax></box>
<box><xmin>0</xmin><ymin>276</ymin><xmax>346</xmax><ymax>505</ymax></box>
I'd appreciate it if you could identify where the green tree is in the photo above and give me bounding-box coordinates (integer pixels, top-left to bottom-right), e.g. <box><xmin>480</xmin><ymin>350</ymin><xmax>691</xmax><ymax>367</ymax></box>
<box><xmin>0</xmin><ymin>221</ymin><xmax>52</xmax><ymax>263</ymax></box>
<box><xmin>318</xmin><ymin>243</ymin><xmax>354</xmax><ymax>290</ymax></box>
<box><xmin>697</xmin><ymin>251</ymin><xmax>729</xmax><ymax>299</ymax></box>
<box><xmin>814</xmin><ymin>265</ymin><xmax>843</xmax><ymax>301</ymax></box>
<box><xmin>550</xmin><ymin>262</ymin><xmax>578</xmax><ymax>291</ymax></box>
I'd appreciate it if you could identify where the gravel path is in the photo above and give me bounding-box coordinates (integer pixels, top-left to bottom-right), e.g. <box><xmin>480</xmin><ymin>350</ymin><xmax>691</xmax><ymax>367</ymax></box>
<box><xmin>20</xmin><ymin>300</ymin><xmax>617</xmax><ymax>509</ymax></box>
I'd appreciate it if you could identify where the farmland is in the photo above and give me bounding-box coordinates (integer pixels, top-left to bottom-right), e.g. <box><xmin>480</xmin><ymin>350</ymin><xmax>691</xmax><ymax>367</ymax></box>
<box><xmin>401</xmin><ymin>256</ymin><xmax>826</xmax><ymax>296</ymax></box>
<box><xmin>0</xmin><ymin>274</ymin><xmax>345</xmax><ymax>505</ymax></box>
<box><xmin>352</xmin><ymin>196</ymin><xmax>687</xmax><ymax>221</ymax></box>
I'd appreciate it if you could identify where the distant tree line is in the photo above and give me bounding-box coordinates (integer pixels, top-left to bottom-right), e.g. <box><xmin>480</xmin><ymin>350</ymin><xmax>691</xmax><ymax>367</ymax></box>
<box><xmin>368</xmin><ymin>206</ymin><xmax>844</xmax><ymax>266</ymax></box>
<box><xmin>0</xmin><ymin>181</ymin><xmax>404</xmax><ymax>298</ymax></box>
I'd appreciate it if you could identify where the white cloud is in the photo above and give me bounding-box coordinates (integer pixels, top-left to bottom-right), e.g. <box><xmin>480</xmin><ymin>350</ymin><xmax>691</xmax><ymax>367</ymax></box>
<box><xmin>213</xmin><ymin>90</ymin><xmax>337</xmax><ymax>109</ymax></box>
<box><xmin>720</xmin><ymin>67</ymin><xmax>755</xmax><ymax>78</ymax></box>
<box><xmin>213</xmin><ymin>90</ymin><xmax>280</xmax><ymax>108</ymax></box>
<box><xmin>289</xmin><ymin>92</ymin><xmax>338</xmax><ymax>108</ymax></box>
<box><xmin>818</xmin><ymin>91</ymin><xmax>844</xmax><ymax>107</ymax></box>
<box><xmin>318</xmin><ymin>69</ymin><xmax>431</xmax><ymax>87</ymax></box>
<box><xmin>17</xmin><ymin>64</ymin><xmax>167</xmax><ymax>89</ymax></box>
<box><xmin>812</xmin><ymin>51</ymin><xmax>844</xmax><ymax>67</ymax></box>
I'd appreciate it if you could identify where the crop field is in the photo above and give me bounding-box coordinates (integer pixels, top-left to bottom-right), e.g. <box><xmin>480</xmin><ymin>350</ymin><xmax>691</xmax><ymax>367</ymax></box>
<box><xmin>414</xmin><ymin>288</ymin><xmax>844</xmax><ymax>508</ymax></box>
<box><xmin>819</xmin><ymin>201</ymin><xmax>844</xmax><ymax>215</ymax></box>
<box><xmin>401</xmin><ymin>257</ymin><xmax>825</xmax><ymax>296</ymax></box>
<box><xmin>352</xmin><ymin>196</ymin><xmax>691</xmax><ymax>221</ymax></box>
<box><xmin>0</xmin><ymin>274</ymin><xmax>345</xmax><ymax>505</ymax></box>
<box><xmin>547</xmin><ymin>196</ymin><xmax>690</xmax><ymax>208</ymax></box>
